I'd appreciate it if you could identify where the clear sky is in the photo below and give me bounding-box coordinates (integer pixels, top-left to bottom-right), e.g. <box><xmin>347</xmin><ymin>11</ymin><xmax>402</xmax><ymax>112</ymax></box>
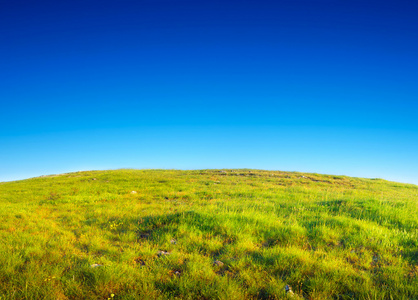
<box><xmin>1</xmin><ymin>0</ymin><xmax>417</xmax><ymax>184</ymax></box>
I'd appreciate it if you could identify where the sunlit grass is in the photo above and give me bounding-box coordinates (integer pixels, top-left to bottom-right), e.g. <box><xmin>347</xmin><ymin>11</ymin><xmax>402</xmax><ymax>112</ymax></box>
<box><xmin>0</xmin><ymin>169</ymin><xmax>417</xmax><ymax>299</ymax></box>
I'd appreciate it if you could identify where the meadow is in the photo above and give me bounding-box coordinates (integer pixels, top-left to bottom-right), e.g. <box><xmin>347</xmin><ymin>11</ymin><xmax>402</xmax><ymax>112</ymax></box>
<box><xmin>0</xmin><ymin>169</ymin><xmax>417</xmax><ymax>299</ymax></box>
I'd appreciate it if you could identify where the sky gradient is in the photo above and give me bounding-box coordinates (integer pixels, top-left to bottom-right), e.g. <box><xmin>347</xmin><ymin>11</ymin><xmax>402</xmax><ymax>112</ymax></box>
<box><xmin>1</xmin><ymin>0</ymin><xmax>417</xmax><ymax>184</ymax></box>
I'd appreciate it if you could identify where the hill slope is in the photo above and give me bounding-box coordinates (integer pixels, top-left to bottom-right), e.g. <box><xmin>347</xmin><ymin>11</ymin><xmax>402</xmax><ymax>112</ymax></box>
<box><xmin>0</xmin><ymin>169</ymin><xmax>417</xmax><ymax>299</ymax></box>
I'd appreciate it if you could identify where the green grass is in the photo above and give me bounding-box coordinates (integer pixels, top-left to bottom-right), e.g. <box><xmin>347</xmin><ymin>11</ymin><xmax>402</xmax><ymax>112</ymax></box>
<box><xmin>0</xmin><ymin>169</ymin><xmax>417</xmax><ymax>299</ymax></box>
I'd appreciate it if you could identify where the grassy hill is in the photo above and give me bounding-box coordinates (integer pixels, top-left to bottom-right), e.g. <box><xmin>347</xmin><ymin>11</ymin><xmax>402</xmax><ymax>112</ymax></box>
<box><xmin>0</xmin><ymin>169</ymin><xmax>417</xmax><ymax>299</ymax></box>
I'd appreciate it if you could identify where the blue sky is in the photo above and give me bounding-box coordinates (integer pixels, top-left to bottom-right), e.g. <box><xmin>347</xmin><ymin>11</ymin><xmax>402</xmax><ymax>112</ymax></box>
<box><xmin>1</xmin><ymin>0</ymin><xmax>417</xmax><ymax>184</ymax></box>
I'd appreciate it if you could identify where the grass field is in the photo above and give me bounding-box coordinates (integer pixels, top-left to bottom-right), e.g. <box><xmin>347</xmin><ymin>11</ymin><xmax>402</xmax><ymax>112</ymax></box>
<box><xmin>0</xmin><ymin>169</ymin><xmax>417</xmax><ymax>299</ymax></box>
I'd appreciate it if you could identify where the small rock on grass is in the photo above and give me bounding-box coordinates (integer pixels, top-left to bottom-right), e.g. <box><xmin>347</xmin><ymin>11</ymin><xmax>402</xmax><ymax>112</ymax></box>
<box><xmin>285</xmin><ymin>285</ymin><xmax>300</xmax><ymax>298</ymax></box>
<box><xmin>157</xmin><ymin>250</ymin><xmax>171</xmax><ymax>256</ymax></box>
<box><xmin>90</xmin><ymin>264</ymin><xmax>102</xmax><ymax>268</ymax></box>
<box><xmin>130</xmin><ymin>191</ymin><xmax>137</xmax><ymax>194</ymax></box>
<box><xmin>213</xmin><ymin>260</ymin><xmax>224</xmax><ymax>267</ymax></box>
<box><xmin>169</xmin><ymin>270</ymin><xmax>181</xmax><ymax>277</ymax></box>
<box><xmin>170</xmin><ymin>239</ymin><xmax>177</xmax><ymax>244</ymax></box>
